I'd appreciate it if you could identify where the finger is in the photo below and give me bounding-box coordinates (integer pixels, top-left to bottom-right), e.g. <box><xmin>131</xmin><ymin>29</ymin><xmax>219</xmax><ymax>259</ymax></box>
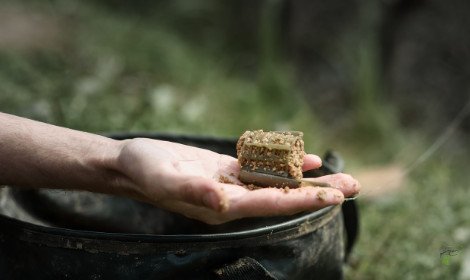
<box><xmin>157</xmin><ymin>200</ymin><xmax>232</xmax><ymax>225</ymax></box>
<box><xmin>302</xmin><ymin>154</ymin><xmax>322</xmax><ymax>171</ymax></box>
<box><xmin>303</xmin><ymin>173</ymin><xmax>360</xmax><ymax>197</ymax></box>
<box><xmin>165</xmin><ymin>176</ymin><xmax>229</xmax><ymax>212</ymax></box>
<box><xmin>227</xmin><ymin>186</ymin><xmax>344</xmax><ymax>218</ymax></box>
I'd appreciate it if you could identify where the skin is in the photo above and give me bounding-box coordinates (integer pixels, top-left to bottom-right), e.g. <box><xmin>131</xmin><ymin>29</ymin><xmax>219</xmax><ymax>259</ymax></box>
<box><xmin>0</xmin><ymin>112</ymin><xmax>360</xmax><ymax>225</ymax></box>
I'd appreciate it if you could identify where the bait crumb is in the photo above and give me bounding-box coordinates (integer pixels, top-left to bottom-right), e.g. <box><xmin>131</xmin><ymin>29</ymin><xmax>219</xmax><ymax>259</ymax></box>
<box><xmin>245</xmin><ymin>184</ymin><xmax>262</xmax><ymax>190</ymax></box>
<box><xmin>218</xmin><ymin>175</ymin><xmax>234</xmax><ymax>184</ymax></box>
<box><xmin>283</xmin><ymin>186</ymin><xmax>290</xmax><ymax>193</ymax></box>
<box><xmin>219</xmin><ymin>199</ymin><xmax>229</xmax><ymax>212</ymax></box>
<box><xmin>316</xmin><ymin>189</ymin><xmax>327</xmax><ymax>201</ymax></box>
<box><xmin>219</xmin><ymin>195</ymin><xmax>229</xmax><ymax>212</ymax></box>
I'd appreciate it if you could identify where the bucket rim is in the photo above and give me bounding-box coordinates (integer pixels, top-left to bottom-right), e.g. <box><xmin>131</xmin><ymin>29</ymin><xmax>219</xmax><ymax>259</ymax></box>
<box><xmin>0</xmin><ymin>204</ymin><xmax>338</xmax><ymax>243</ymax></box>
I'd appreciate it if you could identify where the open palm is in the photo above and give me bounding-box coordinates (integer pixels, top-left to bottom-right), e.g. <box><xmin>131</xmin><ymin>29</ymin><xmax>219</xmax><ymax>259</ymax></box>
<box><xmin>117</xmin><ymin>138</ymin><xmax>360</xmax><ymax>224</ymax></box>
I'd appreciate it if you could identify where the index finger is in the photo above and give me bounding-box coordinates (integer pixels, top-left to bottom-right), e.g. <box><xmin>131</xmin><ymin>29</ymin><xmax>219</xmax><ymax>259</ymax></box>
<box><xmin>302</xmin><ymin>154</ymin><xmax>322</xmax><ymax>171</ymax></box>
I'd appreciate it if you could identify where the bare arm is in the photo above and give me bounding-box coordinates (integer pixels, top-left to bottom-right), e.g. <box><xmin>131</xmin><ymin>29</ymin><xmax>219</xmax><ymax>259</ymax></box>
<box><xmin>0</xmin><ymin>112</ymin><xmax>360</xmax><ymax>224</ymax></box>
<box><xmin>0</xmin><ymin>112</ymin><xmax>131</xmax><ymax>195</ymax></box>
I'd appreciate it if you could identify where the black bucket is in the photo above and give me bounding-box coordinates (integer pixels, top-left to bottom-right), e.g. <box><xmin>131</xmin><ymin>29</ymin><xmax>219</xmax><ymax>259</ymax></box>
<box><xmin>0</xmin><ymin>133</ymin><xmax>358</xmax><ymax>280</ymax></box>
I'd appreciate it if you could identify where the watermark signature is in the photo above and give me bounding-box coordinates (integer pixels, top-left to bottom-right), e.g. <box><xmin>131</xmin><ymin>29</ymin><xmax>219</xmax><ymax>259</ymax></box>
<box><xmin>440</xmin><ymin>246</ymin><xmax>460</xmax><ymax>265</ymax></box>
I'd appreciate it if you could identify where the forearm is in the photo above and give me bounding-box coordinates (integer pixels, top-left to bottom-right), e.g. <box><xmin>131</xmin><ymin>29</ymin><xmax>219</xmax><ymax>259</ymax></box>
<box><xmin>0</xmin><ymin>113</ymin><xmax>132</xmax><ymax>195</ymax></box>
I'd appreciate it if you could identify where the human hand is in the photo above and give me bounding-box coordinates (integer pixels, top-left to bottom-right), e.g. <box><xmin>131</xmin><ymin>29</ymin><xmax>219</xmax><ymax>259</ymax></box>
<box><xmin>0</xmin><ymin>113</ymin><xmax>358</xmax><ymax>224</ymax></box>
<box><xmin>116</xmin><ymin>138</ymin><xmax>360</xmax><ymax>224</ymax></box>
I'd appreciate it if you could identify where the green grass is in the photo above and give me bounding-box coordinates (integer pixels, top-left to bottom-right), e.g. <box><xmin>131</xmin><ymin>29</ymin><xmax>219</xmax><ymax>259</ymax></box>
<box><xmin>349</xmin><ymin>155</ymin><xmax>469</xmax><ymax>279</ymax></box>
<box><xmin>0</xmin><ymin>1</ymin><xmax>469</xmax><ymax>279</ymax></box>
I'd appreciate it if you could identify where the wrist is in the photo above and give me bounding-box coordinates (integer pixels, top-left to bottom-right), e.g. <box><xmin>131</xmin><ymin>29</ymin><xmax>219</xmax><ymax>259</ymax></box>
<box><xmin>84</xmin><ymin>137</ymin><xmax>139</xmax><ymax>199</ymax></box>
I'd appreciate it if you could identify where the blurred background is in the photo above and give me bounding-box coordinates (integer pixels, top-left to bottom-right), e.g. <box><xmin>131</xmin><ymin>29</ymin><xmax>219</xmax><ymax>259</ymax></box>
<box><xmin>0</xmin><ymin>0</ymin><xmax>469</xmax><ymax>278</ymax></box>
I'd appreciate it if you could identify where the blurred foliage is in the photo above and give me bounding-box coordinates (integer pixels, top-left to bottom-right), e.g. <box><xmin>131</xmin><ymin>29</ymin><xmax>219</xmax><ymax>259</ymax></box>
<box><xmin>0</xmin><ymin>0</ymin><xmax>468</xmax><ymax>279</ymax></box>
<box><xmin>0</xmin><ymin>0</ymin><xmax>407</xmax><ymax>159</ymax></box>
<box><xmin>0</xmin><ymin>0</ymin><xmax>326</xmax><ymax>150</ymax></box>
<box><xmin>349</xmin><ymin>150</ymin><xmax>470</xmax><ymax>279</ymax></box>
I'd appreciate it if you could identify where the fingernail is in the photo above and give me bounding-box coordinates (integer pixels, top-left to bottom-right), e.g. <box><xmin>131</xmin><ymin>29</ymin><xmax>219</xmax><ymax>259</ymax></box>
<box><xmin>352</xmin><ymin>180</ymin><xmax>361</xmax><ymax>194</ymax></box>
<box><xmin>314</xmin><ymin>155</ymin><xmax>322</xmax><ymax>166</ymax></box>
<box><xmin>333</xmin><ymin>192</ymin><xmax>345</xmax><ymax>203</ymax></box>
